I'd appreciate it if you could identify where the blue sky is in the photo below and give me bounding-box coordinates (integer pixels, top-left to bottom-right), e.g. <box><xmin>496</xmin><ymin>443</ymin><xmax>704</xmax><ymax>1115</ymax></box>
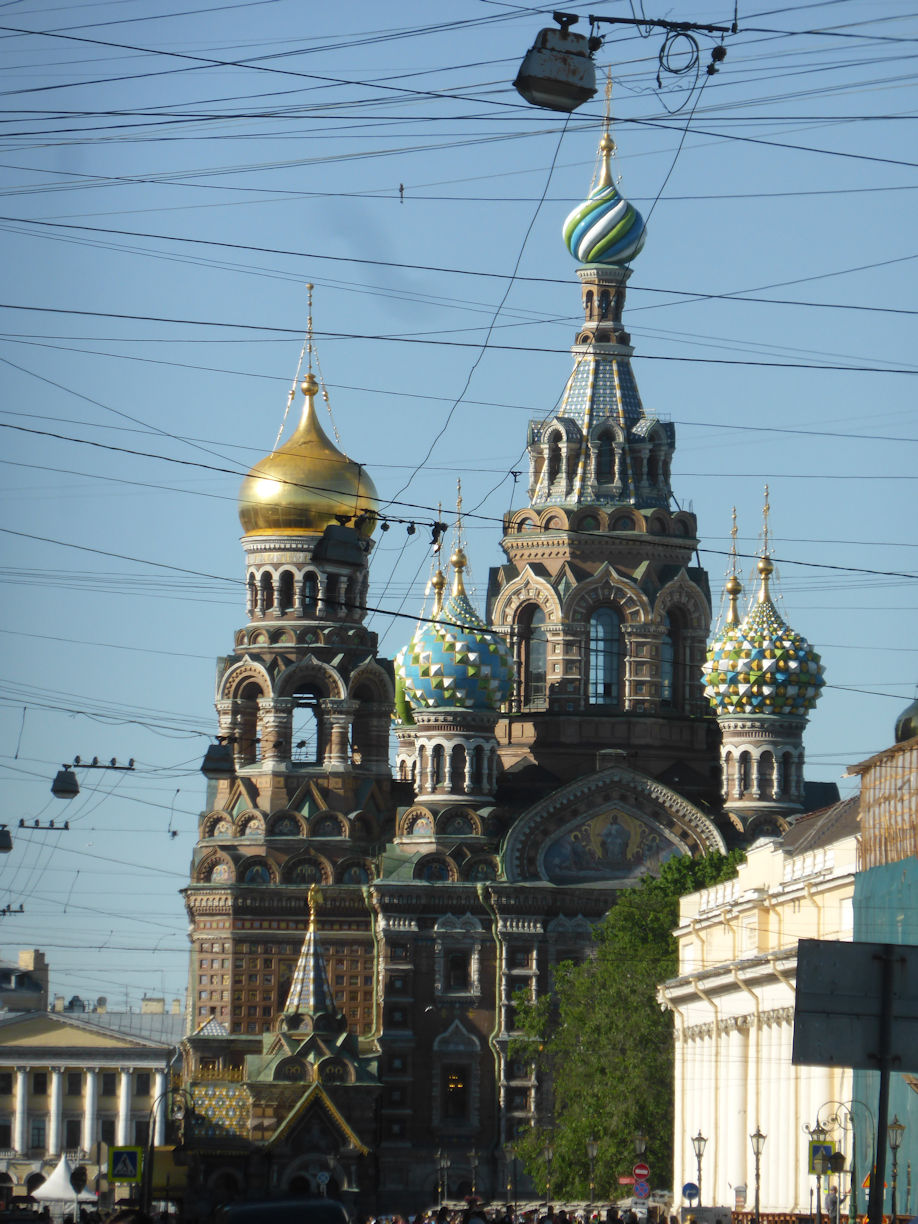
<box><xmin>1</xmin><ymin>0</ymin><xmax>915</xmax><ymax>1008</ymax></box>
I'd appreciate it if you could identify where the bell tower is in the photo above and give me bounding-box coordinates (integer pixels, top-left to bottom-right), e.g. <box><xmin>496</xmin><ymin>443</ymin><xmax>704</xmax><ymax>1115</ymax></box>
<box><xmin>487</xmin><ymin>130</ymin><xmax>718</xmax><ymax>809</ymax></box>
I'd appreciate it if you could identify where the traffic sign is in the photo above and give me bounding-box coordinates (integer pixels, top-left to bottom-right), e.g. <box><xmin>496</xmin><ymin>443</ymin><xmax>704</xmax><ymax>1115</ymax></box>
<box><xmin>109</xmin><ymin>1146</ymin><xmax>143</xmax><ymax>1184</ymax></box>
<box><xmin>633</xmin><ymin>1162</ymin><xmax>650</xmax><ymax>1181</ymax></box>
<box><xmin>316</xmin><ymin>1173</ymin><xmax>330</xmax><ymax>1186</ymax></box>
<box><xmin>618</xmin><ymin>1176</ymin><xmax>635</xmax><ymax>1186</ymax></box>
<box><xmin>634</xmin><ymin>1181</ymin><xmax>650</xmax><ymax>1200</ymax></box>
<box><xmin>682</xmin><ymin>1183</ymin><xmax>699</xmax><ymax>1202</ymax></box>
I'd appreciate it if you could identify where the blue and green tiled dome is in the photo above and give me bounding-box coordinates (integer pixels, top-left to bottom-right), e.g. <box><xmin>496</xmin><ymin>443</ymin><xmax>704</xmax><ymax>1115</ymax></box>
<box><xmin>395</xmin><ymin>551</ymin><xmax>513</xmax><ymax>720</ymax></box>
<box><xmin>702</xmin><ymin>557</ymin><xmax>825</xmax><ymax>718</ymax></box>
<box><xmin>563</xmin><ymin>132</ymin><xmax>646</xmax><ymax>266</ymax></box>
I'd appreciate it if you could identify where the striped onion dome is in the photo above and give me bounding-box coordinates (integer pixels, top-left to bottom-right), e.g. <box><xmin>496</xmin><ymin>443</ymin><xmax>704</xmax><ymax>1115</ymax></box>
<box><xmin>702</xmin><ymin>557</ymin><xmax>825</xmax><ymax>717</ymax></box>
<box><xmin>562</xmin><ymin>132</ymin><xmax>646</xmax><ymax>266</ymax></box>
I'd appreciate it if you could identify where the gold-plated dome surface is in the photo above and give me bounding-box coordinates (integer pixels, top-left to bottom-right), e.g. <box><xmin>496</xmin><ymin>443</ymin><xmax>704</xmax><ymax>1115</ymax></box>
<box><xmin>238</xmin><ymin>376</ymin><xmax>378</xmax><ymax>537</ymax></box>
<box><xmin>895</xmin><ymin>694</ymin><xmax>918</xmax><ymax>743</ymax></box>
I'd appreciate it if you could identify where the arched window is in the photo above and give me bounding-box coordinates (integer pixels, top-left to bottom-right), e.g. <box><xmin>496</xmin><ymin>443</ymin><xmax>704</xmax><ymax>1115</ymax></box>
<box><xmin>432</xmin><ymin>744</ymin><xmax>445</xmax><ymax>789</ymax></box>
<box><xmin>584</xmin><ymin>290</ymin><xmax>594</xmax><ymax>319</ymax></box>
<box><xmin>259</xmin><ymin>572</ymin><xmax>274</xmax><ymax>613</ymax></box>
<box><xmin>597</xmin><ymin>433</ymin><xmax>614</xmax><ymax>481</ymax></box>
<box><xmin>589</xmin><ymin>607</ymin><xmax>622</xmax><ymax>705</ymax></box>
<box><xmin>278</xmin><ymin>570</ymin><xmax>295</xmax><ymax>614</ymax></box>
<box><xmin>599</xmin><ymin>289</ymin><xmax>610</xmax><ymax>319</ymax></box>
<box><xmin>660</xmin><ymin>610</ymin><xmax>687</xmax><ymax>710</ymax></box>
<box><xmin>518</xmin><ymin>605</ymin><xmax>547</xmax><ymax>709</ymax></box>
<box><xmin>450</xmin><ymin>744</ymin><xmax>467</xmax><ymax>794</ymax></box>
<box><xmin>291</xmin><ymin>682</ymin><xmax>325</xmax><ymax>765</ymax></box>
<box><xmin>739</xmin><ymin>751</ymin><xmax>752</xmax><ymax>796</ymax></box>
<box><xmin>546</xmin><ymin>435</ymin><xmax>562</xmax><ymax>488</ymax></box>
<box><xmin>471</xmin><ymin>744</ymin><xmax>485</xmax><ymax>792</ymax></box>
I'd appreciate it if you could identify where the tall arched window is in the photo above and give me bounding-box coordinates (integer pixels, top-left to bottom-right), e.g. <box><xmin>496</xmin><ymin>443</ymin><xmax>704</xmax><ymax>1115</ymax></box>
<box><xmin>597</xmin><ymin>433</ymin><xmax>614</xmax><ymax>481</ymax></box>
<box><xmin>302</xmin><ymin>572</ymin><xmax>318</xmax><ymax>613</ymax></box>
<box><xmin>278</xmin><ymin>570</ymin><xmax>295</xmax><ymax>614</ymax></box>
<box><xmin>519</xmin><ymin>605</ymin><xmax>547</xmax><ymax>709</ymax></box>
<box><xmin>589</xmin><ymin>607</ymin><xmax>621</xmax><ymax>705</ymax></box>
<box><xmin>660</xmin><ymin>611</ymin><xmax>685</xmax><ymax>710</ymax></box>
<box><xmin>546</xmin><ymin>436</ymin><xmax>562</xmax><ymax>488</ymax></box>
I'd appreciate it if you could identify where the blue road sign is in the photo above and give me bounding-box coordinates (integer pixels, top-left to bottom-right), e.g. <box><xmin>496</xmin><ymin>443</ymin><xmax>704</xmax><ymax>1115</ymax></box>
<box><xmin>634</xmin><ymin>1181</ymin><xmax>650</xmax><ymax>1200</ymax></box>
<box><xmin>682</xmin><ymin>1183</ymin><xmax>699</xmax><ymax>1202</ymax></box>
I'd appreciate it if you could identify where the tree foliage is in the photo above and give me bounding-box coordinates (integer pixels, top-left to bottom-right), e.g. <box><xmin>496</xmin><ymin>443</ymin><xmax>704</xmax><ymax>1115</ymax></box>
<box><xmin>510</xmin><ymin>850</ymin><xmax>744</xmax><ymax>1202</ymax></box>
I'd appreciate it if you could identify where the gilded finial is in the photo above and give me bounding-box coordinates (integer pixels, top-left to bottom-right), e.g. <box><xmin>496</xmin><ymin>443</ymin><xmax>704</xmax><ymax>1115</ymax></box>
<box><xmin>450</xmin><ymin>479</ymin><xmax>469</xmax><ymax>596</ymax></box>
<box><xmin>307</xmin><ymin>882</ymin><xmax>323</xmax><ymax>927</ymax></box>
<box><xmin>725</xmin><ymin>506</ymin><xmax>742</xmax><ymax>626</ymax></box>
<box><xmin>301</xmin><ymin>372</ymin><xmax>318</xmax><ymax>397</ymax></box>
<box><xmin>431</xmin><ymin>568</ymin><xmax>446</xmax><ymax>616</ymax></box>
<box><xmin>597</xmin><ymin>70</ymin><xmax>615</xmax><ymax>190</ymax></box>
<box><xmin>306</xmin><ymin>283</ymin><xmax>314</xmax><ymax>376</ymax></box>
<box><xmin>757</xmin><ymin>485</ymin><xmax>773</xmax><ymax>603</ymax></box>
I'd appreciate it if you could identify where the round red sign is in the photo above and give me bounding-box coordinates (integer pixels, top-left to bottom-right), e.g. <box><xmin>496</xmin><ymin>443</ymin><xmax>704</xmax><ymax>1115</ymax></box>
<box><xmin>633</xmin><ymin>1162</ymin><xmax>650</xmax><ymax>1180</ymax></box>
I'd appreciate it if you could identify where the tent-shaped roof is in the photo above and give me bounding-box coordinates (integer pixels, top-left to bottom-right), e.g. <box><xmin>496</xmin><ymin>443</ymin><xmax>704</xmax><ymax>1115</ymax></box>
<box><xmin>31</xmin><ymin>1154</ymin><xmax>98</xmax><ymax>1203</ymax></box>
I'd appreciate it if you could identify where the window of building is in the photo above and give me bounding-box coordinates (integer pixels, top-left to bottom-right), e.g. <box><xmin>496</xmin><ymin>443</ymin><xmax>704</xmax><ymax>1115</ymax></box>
<box><xmin>30</xmin><ymin>1119</ymin><xmax>46</xmax><ymax>1149</ymax></box>
<box><xmin>509</xmin><ymin>948</ymin><xmax>530</xmax><ymax>970</ymax></box>
<box><xmin>32</xmin><ymin>1073</ymin><xmax>47</xmax><ymax>1096</ymax></box>
<box><xmin>135</xmin><ymin>1072</ymin><xmax>150</xmax><ymax>1096</ymax></box>
<box><xmin>66</xmin><ymin>1072</ymin><xmax>82</xmax><ymax>1097</ymax></box>
<box><xmin>447</xmin><ymin>952</ymin><xmax>470</xmax><ymax>991</ymax></box>
<box><xmin>0</xmin><ymin>1120</ymin><xmax>11</xmax><ymax>1148</ymax></box>
<box><xmin>588</xmin><ymin>606</ymin><xmax>622</xmax><ymax>705</ymax></box>
<box><xmin>134</xmin><ymin>1119</ymin><xmax>150</xmax><ymax>1146</ymax></box>
<box><xmin>101</xmin><ymin>1073</ymin><xmax>116</xmax><ymax>1098</ymax></box>
<box><xmin>442</xmin><ymin>1065</ymin><xmax>468</xmax><ymax>1120</ymax></box>
<box><xmin>64</xmin><ymin>1118</ymin><xmax>82</xmax><ymax>1149</ymax></box>
<box><xmin>100</xmin><ymin>1119</ymin><xmax>115</xmax><ymax>1146</ymax></box>
<box><xmin>0</xmin><ymin>1072</ymin><xmax>12</xmax><ymax>1095</ymax></box>
<box><xmin>519</xmin><ymin>604</ymin><xmax>547</xmax><ymax>709</ymax></box>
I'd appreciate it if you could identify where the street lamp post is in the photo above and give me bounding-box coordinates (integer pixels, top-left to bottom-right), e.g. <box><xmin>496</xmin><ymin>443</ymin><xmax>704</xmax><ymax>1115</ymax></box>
<box><xmin>469</xmin><ymin>1148</ymin><xmax>479</xmax><ymax>1202</ymax></box>
<box><xmin>808</xmin><ymin>1122</ymin><xmax>829</xmax><ymax>1224</ymax></box>
<box><xmin>889</xmin><ymin>1116</ymin><xmax>906</xmax><ymax>1224</ymax></box>
<box><xmin>543</xmin><ymin>1142</ymin><xmax>554</xmax><ymax>1205</ymax></box>
<box><xmin>692</xmin><ymin>1131</ymin><xmax>707</xmax><ymax>1207</ymax></box>
<box><xmin>505</xmin><ymin>1147</ymin><xmax>515</xmax><ymax>1210</ymax></box>
<box><xmin>750</xmin><ymin>1126</ymin><xmax>766</xmax><ymax>1224</ymax></box>
<box><xmin>635</xmin><ymin>1133</ymin><xmax>648</xmax><ymax>1159</ymax></box>
<box><xmin>587</xmin><ymin>1137</ymin><xmax>599</xmax><ymax>1208</ymax></box>
<box><xmin>140</xmin><ymin>1085</ymin><xmax>193</xmax><ymax>1218</ymax></box>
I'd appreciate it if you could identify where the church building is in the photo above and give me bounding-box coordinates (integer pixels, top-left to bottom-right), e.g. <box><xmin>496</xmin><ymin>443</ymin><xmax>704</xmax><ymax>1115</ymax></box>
<box><xmin>177</xmin><ymin>130</ymin><xmax>826</xmax><ymax>1216</ymax></box>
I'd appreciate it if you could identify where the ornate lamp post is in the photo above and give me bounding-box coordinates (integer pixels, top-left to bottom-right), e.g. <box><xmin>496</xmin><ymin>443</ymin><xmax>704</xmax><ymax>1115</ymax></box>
<box><xmin>635</xmin><ymin>1133</ymin><xmax>648</xmax><ymax>1159</ymax></box>
<box><xmin>889</xmin><ymin>1116</ymin><xmax>906</xmax><ymax>1224</ymax></box>
<box><xmin>750</xmin><ymin>1126</ymin><xmax>766</xmax><ymax>1224</ymax></box>
<box><xmin>469</xmin><ymin>1148</ymin><xmax>479</xmax><ymax>1202</ymax></box>
<box><xmin>808</xmin><ymin>1121</ymin><xmax>829</xmax><ymax>1224</ymax></box>
<box><xmin>437</xmin><ymin>1149</ymin><xmax>450</xmax><ymax>1207</ymax></box>
<box><xmin>692</xmin><ymin>1131</ymin><xmax>707</xmax><ymax>1207</ymax></box>
<box><xmin>587</xmin><ymin>1137</ymin><xmax>599</xmax><ymax>1208</ymax></box>
<box><xmin>543</xmin><ymin>1141</ymin><xmax>554</xmax><ymax>1205</ymax></box>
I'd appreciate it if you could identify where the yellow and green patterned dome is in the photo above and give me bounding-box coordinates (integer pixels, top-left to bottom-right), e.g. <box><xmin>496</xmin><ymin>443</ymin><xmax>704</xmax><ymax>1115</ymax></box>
<box><xmin>394</xmin><ymin>550</ymin><xmax>513</xmax><ymax>721</ymax></box>
<box><xmin>702</xmin><ymin>556</ymin><xmax>825</xmax><ymax>718</ymax></box>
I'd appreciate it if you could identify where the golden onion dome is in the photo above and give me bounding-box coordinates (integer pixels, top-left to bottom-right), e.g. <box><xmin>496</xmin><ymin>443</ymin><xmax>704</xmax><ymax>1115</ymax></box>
<box><xmin>238</xmin><ymin>374</ymin><xmax>378</xmax><ymax>538</ymax></box>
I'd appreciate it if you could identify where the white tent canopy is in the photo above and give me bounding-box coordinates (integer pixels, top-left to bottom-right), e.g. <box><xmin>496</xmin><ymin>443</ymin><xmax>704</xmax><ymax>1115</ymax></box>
<box><xmin>31</xmin><ymin>1154</ymin><xmax>98</xmax><ymax>1203</ymax></box>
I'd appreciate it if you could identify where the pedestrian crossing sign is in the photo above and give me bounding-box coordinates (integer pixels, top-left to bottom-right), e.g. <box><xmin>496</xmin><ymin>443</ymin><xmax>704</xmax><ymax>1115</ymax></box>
<box><xmin>109</xmin><ymin>1146</ymin><xmax>143</xmax><ymax>1183</ymax></box>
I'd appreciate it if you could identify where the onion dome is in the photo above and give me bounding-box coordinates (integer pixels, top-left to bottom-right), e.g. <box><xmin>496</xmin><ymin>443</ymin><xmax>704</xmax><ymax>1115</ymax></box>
<box><xmin>895</xmin><ymin>691</ymin><xmax>918</xmax><ymax>743</ymax></box>
<box><xmin>702</xmin><ymin>555</ymin><xmax>826</xmax><ymax>717</ymax></box>
<box><xmin>239</xmin><ymin>374</ymin><xmax>378</xmax><ymax>538</ymax></box>
<box><xmin>563</xmin><ymin>133</ymin><xmax>646</xmax><ymax>266</ymax></box>
<box><xmin>394</xmin><ymin>550</ymin><xmax>513</xmax><ymax>715</ymax></box>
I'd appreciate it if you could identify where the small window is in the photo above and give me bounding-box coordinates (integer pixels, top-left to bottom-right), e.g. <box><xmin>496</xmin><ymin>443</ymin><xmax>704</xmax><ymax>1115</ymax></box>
<box><xmin>0</xmin><ymin>1121</ymin><xmax>11</xmax><ymax>1148</ymax></box>
<box><xmin>0</xmin><ymin>1072</ymin><xmax>12</xmax><ymax>1095</ymax></box>
<box><xmin>66</xmin><ymin>1072</ymin><xmax>82</xmax><ymax>1097</ymax></box>
<box><xmin>442</xmin><ymin>1065</ymin><xmax>468</xmax><ymax>1120</ymax></box>
<box><xmin>101</xmin><ymin>1072</ymin><xmax>116</xmax><ymax>1097</ymax></box>
<box><xmin>100</xmin><ymin>1119</ymin><xmax>116</xmax><ymax>1146</ymax></box>
<box><xmin>32</xmin><ymin>1072</ymin><xmax>47</xmax><ymax>1095</ymax></box>
<box><xmin>447</xmin><ymin>952</ymin><xmax>470</xmax><ymax>991</ymax></box>
<box><xmin>64</xmin><ymin>1118</ymin><xmax>82</xmax><ymax>1149</ymax></box>
<box><xmin>135</xmin><ymin>1072</ymin><xmax>150</xmax><ymax>1097</ymax></box>
<box><xmin>30</xmin><ymin>1119</ymin><xmax>46</xmax><ymax>1149</ymax></box>
<box><xmin>134</xmin><ymin>1119</ymin><xmax>150</xmax><ymax>1147</ymax></box>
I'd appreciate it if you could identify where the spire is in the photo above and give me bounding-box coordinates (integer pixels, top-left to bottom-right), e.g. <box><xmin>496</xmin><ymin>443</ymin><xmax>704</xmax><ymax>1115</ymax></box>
<box><xmin>283</xmin><ymin>885</ymin><xmax>337</xmax><ymax>1019</ymax></box>
<box><xmin>756</xmin><ymin>484</ymin><xmax>773</xmax><ymax>603</ymax></box>
<box><xmin>725</xmin><ymin>506</ymin><xmax>743</xmax><ymax>627</ymax></box>
<box><xmin>450</xmin><ymin>479</ymin><xmax>469</xmax><ymax>600</ymax></box>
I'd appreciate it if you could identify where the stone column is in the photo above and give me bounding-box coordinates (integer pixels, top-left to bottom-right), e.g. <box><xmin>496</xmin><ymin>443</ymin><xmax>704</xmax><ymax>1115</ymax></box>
<box><xmin>14</xmin><ymin>1067</ymin><xmax>28</xmax><ymax>1154</ymax></box>
<box><xmin>321</xmin><ymin>700</ymin><xmax>358</xmax><ymax>772</ymax></box>
<box><xmin>48</xmin><ymin>1066</ymin><xmax>64</xmax><ymax>1155</ymax></box>
<box><xmin>116</xmin><ymin>1067</ymin><xmax>132</xmax><ymax>1146</ymax></box>
<box><xmin>82</xmin><ymin>1068</ymin><xmax>98</xmax><ymax>1152</ymax></box>
<box><xmin>257</xmin><ymin>697</ymin><xmax>294</xmax><ymax>765</ymax></box>
<box><xmin>153</xmin><ymin>1070</ymin><xmax>167</xmax><ymax>1145</ymax></box>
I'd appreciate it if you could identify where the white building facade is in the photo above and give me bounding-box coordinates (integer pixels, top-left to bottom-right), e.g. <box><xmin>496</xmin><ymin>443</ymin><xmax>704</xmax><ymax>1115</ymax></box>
<box><xmin>660</xmin><ymin>800</ymin><xmax>858</xmax><ymax>1214</ymax></box>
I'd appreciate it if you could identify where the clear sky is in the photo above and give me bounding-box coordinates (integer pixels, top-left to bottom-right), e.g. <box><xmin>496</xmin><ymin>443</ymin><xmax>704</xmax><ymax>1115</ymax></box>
<box><xmin>0</xmin><ymin>0</ymin><xmax>915</xmax><ymax>1010</ymax></box>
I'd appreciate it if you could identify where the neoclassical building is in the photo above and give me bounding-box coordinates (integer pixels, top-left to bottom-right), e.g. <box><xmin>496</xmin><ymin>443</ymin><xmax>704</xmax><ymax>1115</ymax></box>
<box><xmin>175</xmin><ymin>131</ymin><xmax>832</xmax><ymax>1216</ymax></box>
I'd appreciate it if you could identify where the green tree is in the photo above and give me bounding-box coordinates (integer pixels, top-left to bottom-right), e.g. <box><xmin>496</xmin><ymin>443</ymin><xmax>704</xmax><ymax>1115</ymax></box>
<box><xmin>510</xmin><ymin>850</ymin><xmax>744</xmax><ymax>1202</ymax></box>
